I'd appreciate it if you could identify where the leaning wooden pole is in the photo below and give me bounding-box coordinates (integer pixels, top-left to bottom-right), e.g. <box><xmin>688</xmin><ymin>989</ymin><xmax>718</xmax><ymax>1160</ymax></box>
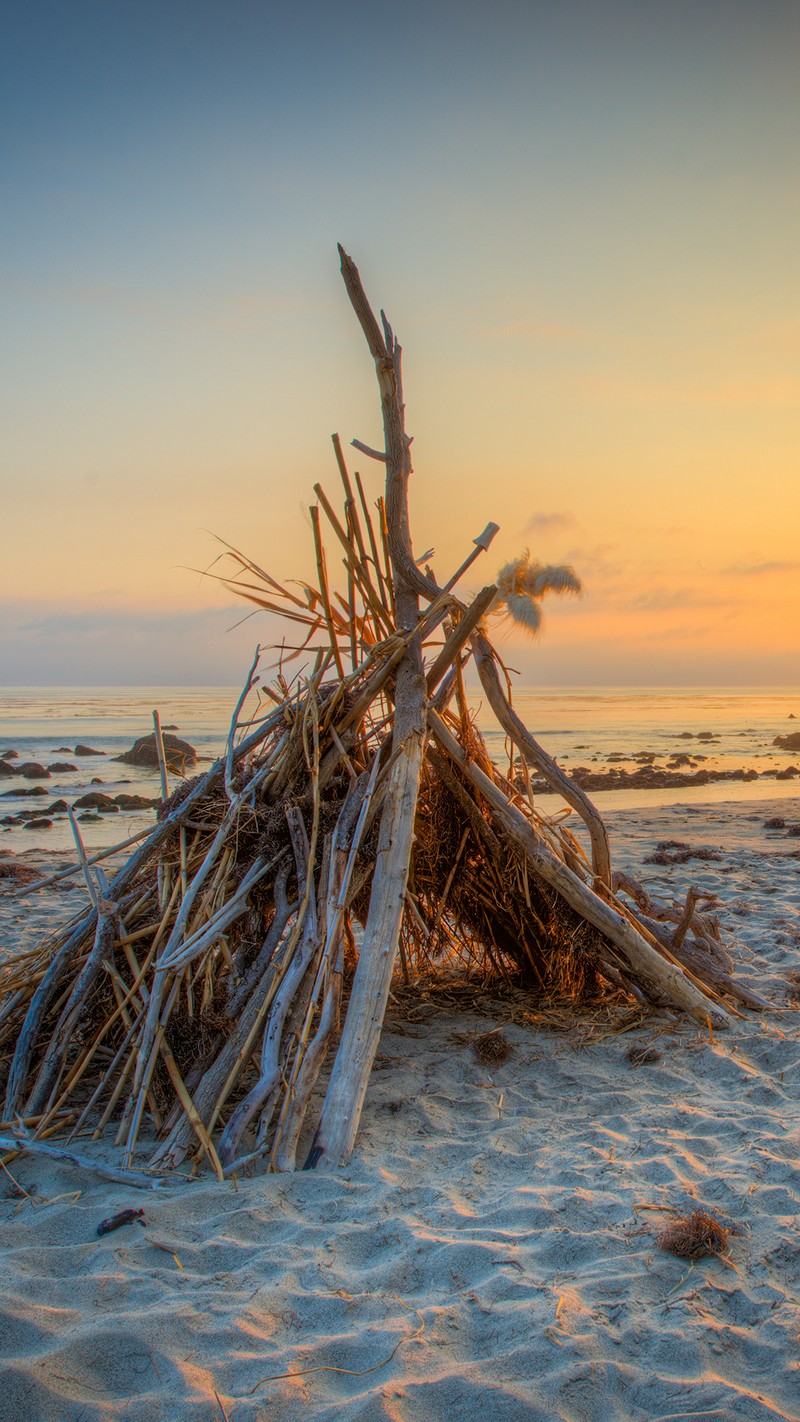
<box><xmin>470</xmin><ymin>626</ymin><xmax>613</xmax><ymax>889</ymax></box>
<box><xmin>308</xmin><ymin>248</ymin><xmax>428</xmax><ymax>1169</ymax></box>
<box><xmin>428</xmin><ymin>709</ymin><xmax>730</xmax><ymax>1030</ymax></box>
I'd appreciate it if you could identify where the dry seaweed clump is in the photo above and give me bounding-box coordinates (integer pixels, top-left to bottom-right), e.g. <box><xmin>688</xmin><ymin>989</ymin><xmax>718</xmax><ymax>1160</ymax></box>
<box><xmin>0</xmin><ymin>248</ymin><xmax>753</xmax><ymax>1183</ymax></box>
<box><xmin>473</xmin><ymin>1031</ymin><xmax>511</xmax><ymax>1066</ymax></box>
<box><xmin>658</xmin><ymin>1212</ymin><xmax>730</xmax><ymax>1261</ymax></box>
<box><xmin>626</xmin><ymin>1044</ymin><xmax>661</xmax><ymax>1067</ymax></box>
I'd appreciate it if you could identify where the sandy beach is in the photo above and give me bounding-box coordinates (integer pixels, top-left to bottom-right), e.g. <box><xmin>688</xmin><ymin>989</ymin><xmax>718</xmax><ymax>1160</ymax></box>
<box><xmin>1</xmin><ymin>795</ymin><xmax>799</xmax><ymax>1421</ymax></box>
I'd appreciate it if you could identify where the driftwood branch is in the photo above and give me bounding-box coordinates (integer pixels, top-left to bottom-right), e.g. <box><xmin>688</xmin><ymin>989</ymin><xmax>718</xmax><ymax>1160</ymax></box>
<box><xmin>428</xmin><ymin>709</ymin><xmax>729</xmax><ymax>1029</ymax></box>
<box><xmin>0</xmin><ymin>1135</ymin><xmax>165</xmax><ymax>1189</ymax></box>
<box><xmin>470</xmin><ymin>627</ymin><xmax>612</xmax><ymax>889</ymax></box>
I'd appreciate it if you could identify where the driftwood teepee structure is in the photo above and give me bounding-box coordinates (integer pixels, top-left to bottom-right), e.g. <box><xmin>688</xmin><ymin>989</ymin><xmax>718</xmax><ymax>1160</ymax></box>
<box><xmin>1</xmin><ymin>250</ymin><xmax>757</xmax><ymax>1182</ymax></box>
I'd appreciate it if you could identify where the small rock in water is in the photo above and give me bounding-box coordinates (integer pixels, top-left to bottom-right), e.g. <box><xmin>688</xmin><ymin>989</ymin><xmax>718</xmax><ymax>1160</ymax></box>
<box><xmin>19</xmin><ymin>763</ymin><xmax>51</xmax><ymax>780</ymax></box>
<box><xmin>116</xmin><ymin>732</ymin><xmax>197</xmax><ymax>773</ymax></box>
<box><xmin>48</xmin><ymin>762</ymin><xmax>78</xmax><ymax>773</ymax></box>
<box><xmin>24</xmin><ymin>818</ymin><xmax>53</xmax><ymax>830</ymax></box>
<box><xmin>774</xmin><ymin>733</ymin><xmax>800</xmax><ymax>751</ymax></box>
<box><xmin>0</xmin><ymin>762</ymin><xmax>14</xmax><ymax>778</ymax></box>
<box><xmin>78</xmin><ymin>812</ymin><xmax>102</xmax><ymax>823</ymax></box>
<box><xmin>0</xmin><ymin>749</ymin><xmax>19</xmax><ymax>760</ymax></box>
<box><xmin>75</xmin><ymin>792</ymin><xmax>117</xmax><ymax>810</ymax></box>
<box><xmin>45</xmin><ymin>800</ymin><xmax>69</xmax><ymax>814</ymax></box>
<box><xmin>764</xmin><ymin>817</ymin><xmax>786</xmax><ymax>829</ymax></box>
<box><xmin>74</xmin><ymin>744</ymin><xmax>104</xmax><ymax>756</ymax></box>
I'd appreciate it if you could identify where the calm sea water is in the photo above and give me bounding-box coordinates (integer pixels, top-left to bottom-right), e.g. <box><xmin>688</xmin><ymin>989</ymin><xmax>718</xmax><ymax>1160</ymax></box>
<box><xmin>1</xmin><ymin>685</ymin><xmax>798</xmax><ymax>855</ymax></box>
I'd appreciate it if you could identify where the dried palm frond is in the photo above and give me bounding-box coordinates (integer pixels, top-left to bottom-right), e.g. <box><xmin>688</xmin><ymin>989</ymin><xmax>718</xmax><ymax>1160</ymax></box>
<box><xmin>494</xmin><ymin>551</ymin><xmax>581</xmax><ymax>635</ymax></box>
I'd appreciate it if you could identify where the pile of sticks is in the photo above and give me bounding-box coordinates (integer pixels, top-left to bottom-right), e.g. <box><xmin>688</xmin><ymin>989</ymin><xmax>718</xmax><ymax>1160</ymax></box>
<box><xmin>0</xmin><ymin>250</ymin><xmax>758</xmax><ymax>1180</ymax></box>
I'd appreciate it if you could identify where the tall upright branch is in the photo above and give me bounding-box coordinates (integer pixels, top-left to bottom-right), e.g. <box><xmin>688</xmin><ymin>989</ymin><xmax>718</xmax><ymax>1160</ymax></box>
<box><xmin>310</xmin><ymin>248</ymin><xmax>430</xmax><ymax>1168</ymax></box>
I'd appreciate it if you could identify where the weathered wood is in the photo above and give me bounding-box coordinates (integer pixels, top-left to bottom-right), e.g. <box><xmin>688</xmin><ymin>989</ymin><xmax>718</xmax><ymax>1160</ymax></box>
<box><xmin>307</xmin><ymin>730</ymin><xmax>425</xmax><ymax>1167</ymax></box>
<box><xmin>304</xmin><ymin>252</ymin><xmax>431</xmax><ymax>1169</ymax></box>
<box><xmin>429</xmin><ymin>709</ymin><xmax>729</xmax><ymax>1029</ymax></box>
<box><xmin>470</xmin><ymin>627</ymin><xmax>612</xmax><ymax>889</ymax></box>
<box><xmin>0</xmin><ymin>1134</ymin><xmax>165</xmax><ymax>1189</ymax></box>
<box><xmin>217</xmin><ymin>806</ymin><xmax>320</xmax><ymax>1168</ymax></box>
<box><xmin>5</xmin><ymin>705</ymin><xmax>288</xmax><ymax>1120</ymax></box>
<box><xmin>27</xmin><ymin>899</ymin><xmax>121</xmax><ymax>1116</ymax></box>
<box><xmin>337</xmin><ymin>245</ymin><xmax>438</xmax><ymax>609</ymax></box>
<box><xmin>274</xmin><ymin>754</ymin><xmax>380</xmax><ymax>1171</ymax></box>
<box><xmin>425</xmin><ymin>584</ymin><xmax>498</xmax><ymax>694</ymax></box>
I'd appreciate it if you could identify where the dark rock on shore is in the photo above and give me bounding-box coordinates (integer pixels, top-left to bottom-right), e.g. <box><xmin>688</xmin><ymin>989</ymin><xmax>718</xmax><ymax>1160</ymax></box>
<box><xmin>114</xmin><ymin>793</ymin><xmax>160</xmax><ymax>810</ymax></box>
<box><xmin>1</xmin><ymin>786</ymin><xmax>49</xmax><ymax>798</ymax></box>
<box><xmin>45</xmin><ymin>800</ymin><xmax>69</xmax><ymax>814</ymax></box>
<box><xmin>0</xmin><ymin>762</ymin><xmax>14</xmax><ymax>778</ymax></box>
<box><xmin>116</xmin><ymin>733</ymin><xmax>197</xmax><ymax>773</ymax></box>
<box><xmin>525</xmin><ymin>763</ymin><xmax>762</xmax><ymax>795</ymax></box>
<box><xmin>74</xmin><ymin>744</ymin><xmax>104</xmax><ymax>756</ymax></box>
<box><xmin>48</xmin><ymin>762</ymin><xmax>78</xmax><ymax>773</ymax></box>
<box><xmin>776</xmin><ymin>767</ymin><xmax>800</xmax><ymax>780</ymax></box>
<box><xmin>774</xmin><ymin>733</ymin><xmax>800</xmax><ymax>752</ymax></box>
<box><xmin>78</xmin><ymin>812</ymin><xmax>102</xmax><ymax>823</ymax></box>
<box><xmin>764</xmin><ymin>817</ymin><xmax>786</xmax><ymax>829</ymax></box>
<box><xmin>24</xmin><ymin>818</ymin><xmax>53</xmax><ymax>831</ymax></box>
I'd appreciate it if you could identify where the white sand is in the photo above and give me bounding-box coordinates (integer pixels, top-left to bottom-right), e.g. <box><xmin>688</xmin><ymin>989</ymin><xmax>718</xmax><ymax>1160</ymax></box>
<box><xmin>1</xmin><ymin>797</ymin><xmax>799</xmax><ymax>1421</ymax></box>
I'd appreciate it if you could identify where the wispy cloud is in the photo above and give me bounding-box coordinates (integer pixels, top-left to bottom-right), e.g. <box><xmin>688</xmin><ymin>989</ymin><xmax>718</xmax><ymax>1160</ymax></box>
<box><xmin>624</xmin><ymin>587</ymin><xmax>732</xmax><ymax>613</ymax></box>
<box><xmin>720</xmin><ymin>560</ymin><xmax>800</xmax><ymax>577</ymax></box>
<box><xmin>562</xmin><ymin>544</ymin><xmax>624</xmax><ymax>580</ymax></box>
<box><xmin>1</xmin><ymin>601</ymin><xmax>288</xmax><ymax>683</ymax></box>
<box><xmin>523</xmin><ymin>511</ymin><xmax>577</xmax><ymax>536</ymax></box>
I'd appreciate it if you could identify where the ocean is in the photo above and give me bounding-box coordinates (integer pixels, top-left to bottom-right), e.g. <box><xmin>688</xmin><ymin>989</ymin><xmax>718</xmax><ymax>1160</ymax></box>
<box><xmin>1</xmin><ymin>685</ymin><xmax>798</xmax><ymax>855</ymax></box>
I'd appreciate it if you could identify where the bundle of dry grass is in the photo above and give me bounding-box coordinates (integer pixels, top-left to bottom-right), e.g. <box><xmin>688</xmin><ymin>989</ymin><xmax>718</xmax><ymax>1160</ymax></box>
<box><xmin>658</xmin><ymin>1212</ymin><xmax>731</xmax><ymax>1261</ymax></box>
<box><xmin>0</xmin><ymin>249</ymin><xmax>762</xmax><ymax>1182</ymax></box>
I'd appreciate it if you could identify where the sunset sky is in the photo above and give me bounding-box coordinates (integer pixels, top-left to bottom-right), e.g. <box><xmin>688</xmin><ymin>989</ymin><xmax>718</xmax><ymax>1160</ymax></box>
<box><xmin>3</xmin><ymin>0</ymin><xmax>799</xmax><ymax>686</ymax></box>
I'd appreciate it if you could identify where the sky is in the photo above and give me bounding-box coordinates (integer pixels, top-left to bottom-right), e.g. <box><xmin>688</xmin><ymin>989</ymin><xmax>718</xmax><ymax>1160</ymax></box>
<box><xmin>2</xmin><ymin>0</ymin><xmax>799</xmax><ymax>686</ymax></box>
